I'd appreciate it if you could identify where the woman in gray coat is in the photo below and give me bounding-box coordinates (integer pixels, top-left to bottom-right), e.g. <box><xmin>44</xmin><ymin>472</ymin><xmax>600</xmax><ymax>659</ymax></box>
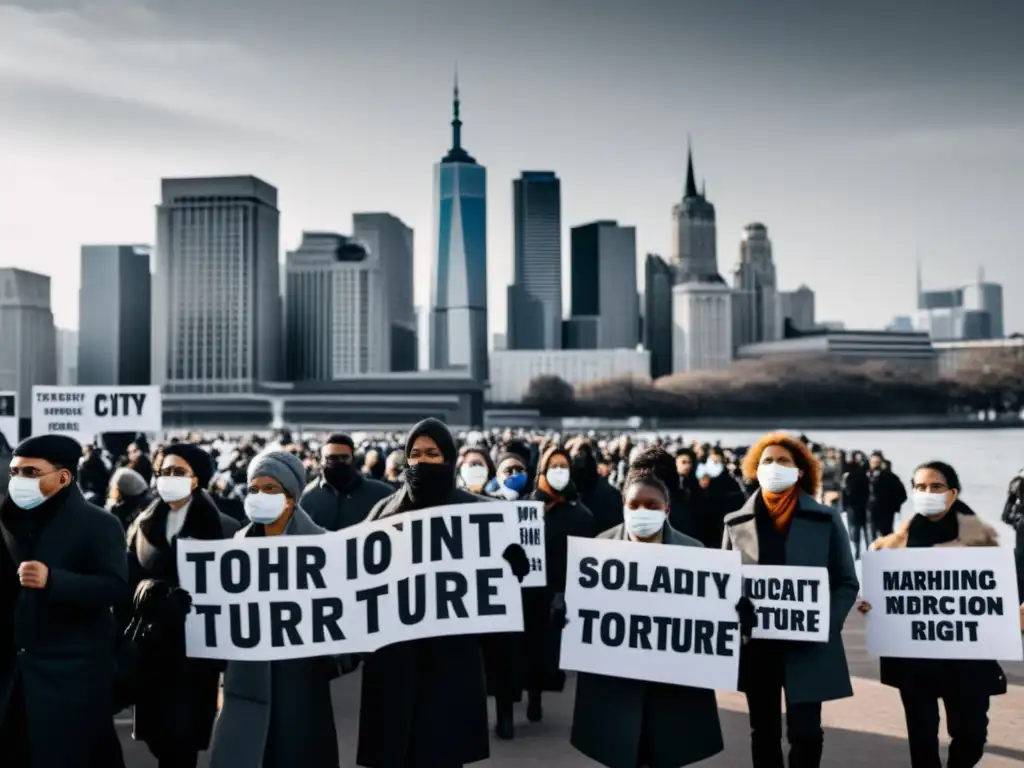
<box><xmin>208</xmin><ymin>450</ymin><xmax>359</xmax><ymax>768</ymax></box>
<box><xmin>722</xmin><ymin>433</ymin><xmax>859</xmax><ymax>768</ymax></box>
<box><xmin>570</xmin><ymin>470</ymin><xmax>735</xmax><ymax>767</ymax></box>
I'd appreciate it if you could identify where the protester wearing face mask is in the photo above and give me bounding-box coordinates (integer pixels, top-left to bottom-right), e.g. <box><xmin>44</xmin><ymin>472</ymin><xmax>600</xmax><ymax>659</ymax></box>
<box><xmin>457</xmin><ymin>447</ymin><xmax>495</xmax><ymax>495</ymax></box>
<box><xmin>125</xmin><ymin>442</ymin><xmax>239</xmax><ymax>768</ymax></box>
<box><xmin>0</xmin><ymin>435</ymin><xmax>129</xmax><ymax>767</ymax></box>
<box><xmin>699</xmin><ymin>446</ymin><xmax>746</xmax><ymax>549</ymax></box>
<box><xmin>357</xmin><ymin>418</ymin><xmax>530</xmax><ymax>767</ymax></box>
<box><xmin>519</xmin><ymin>446</ymin><xmax>597</xmax><ymax>725</ymax></box>
<box><xmin>570</xmin><ymin>470</ymin><xmax>756</xmax><ymax>768</ymax></box>
<box><xmin>300</xmin><ymin>433</ymin><xmax>393</xmax><ymax>532</ymax></box>
<box><xmin>491</xmin><ymin>452</ymin><xmax>531</xmax><ymax>501</ymax></box>
<box><xmin>858</xmin><ymin>461</ymin><xmax>1005</xmax><ymax>768</ymax></box>
<box><xmin>568</xmin><ymin>439</ymin><xmax>623</xmax><ymax>532</ymax></box>
<box><xmin>209</xmin><ymin>449</ymin><xmax>358</xmax><ymax>768</ymax></box>
<box><xmin>723</xmin><ymin>433</ymin><xmax>859</xmax><ymax>768</ymax></box>
<box><xmin>106</xmin><ymin>466</ymin><xmax>153</xmax><ymax>531</ymax></box>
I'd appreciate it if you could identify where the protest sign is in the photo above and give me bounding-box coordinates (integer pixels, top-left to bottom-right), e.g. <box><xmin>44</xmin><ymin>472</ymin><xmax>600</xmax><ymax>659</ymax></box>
<box><xmin>742</xmin><ymin>565</ymin><xmax>830</xmax><ymax>643</ymax></box>
<box><xmin>559</xmin><ymin>536</ymin><xmax>743</xmax><ymax>691</ymax></box>
<box><xmin>31</xmin><ymin>385</ymin><xmax>162</xmax><ymax>444</ymax></box>
<box><xmin>177</xmin><ymin>502</ymin><xmax>524</xmax><ymax>661</ymax></box>
<box><xmin>862</xmin><ymin>546</ymin><xmax>1024</xmax><ymax>661</ymax></box>
<box><xmin>0</xmin><ymin>391</ymin><xmax>17</xmax><ymax>446</ymax></box>
<box><xmin>514</xmin><ymin>501</ymin><xmax>547</xmax><ymax>588</ymax></box>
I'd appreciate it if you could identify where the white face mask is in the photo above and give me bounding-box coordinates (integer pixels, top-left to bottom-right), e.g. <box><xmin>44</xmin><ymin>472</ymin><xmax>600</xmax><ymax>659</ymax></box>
<box><xmin>156</xmin><ymin>476</ymin><xmax>193</xmax><ymax>503</ymax></box>
<box><xmin>7</xmin><ymin>476</ymin><xmax>48</xmax><ymax>510</ymax></box>
<box><xmin>624</xmin><ymin>507</ymin><xmax>667</xmax><ymax>539</ymax></box>
<box><xmin>546</xmin><ymin>467</ymin><xmax>570</xmax><ymax>491</ymax></box>
<box><xmin>912</xmin><ymin>491</ymin><xmax>950</xmax><ymax>517</ymax></box>
<box><xmin>757</xmin><ymin>463</ymin><xmax>800</xmax><ymax>493</ymax></box>
<box><xmin>497</xmin><ymin>484</ymin><xmax>520</xmax><ymax>501</ymax></box>
<box><xmin>704</xmin><ymin>460</ymin><xmax>724</xmax><ymax>478</ymax></box>
<box><xmin>460</xmin><ymin>464</ymin><xmax>489</xmax><ymax>490</ymax></box>
<box><xmin>245</xmin><ymin>492</ymin><xmax>288</xmax><ymax>524</ymax></box>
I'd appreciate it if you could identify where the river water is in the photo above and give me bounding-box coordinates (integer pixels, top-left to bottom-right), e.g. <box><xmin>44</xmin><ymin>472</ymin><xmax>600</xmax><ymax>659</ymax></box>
<box><xmin>670</xmin><ymin>428</ymin><xmax>1023</xmax><ymax>547</ymax></box>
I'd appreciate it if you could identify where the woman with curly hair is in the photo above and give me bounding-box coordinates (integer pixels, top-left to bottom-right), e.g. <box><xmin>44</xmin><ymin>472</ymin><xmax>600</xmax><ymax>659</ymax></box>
<box><xmin>722</xmin><ymin>432</ymin><xmax>859</xmax><ymax>768</ymax></box>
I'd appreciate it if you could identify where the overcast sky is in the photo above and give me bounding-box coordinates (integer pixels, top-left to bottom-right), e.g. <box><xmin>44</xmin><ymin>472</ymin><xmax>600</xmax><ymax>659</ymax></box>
<box><xmin>1</xmin><ymin>0</ymin><xmax>1021</xmax><ymax>336</ymax></box>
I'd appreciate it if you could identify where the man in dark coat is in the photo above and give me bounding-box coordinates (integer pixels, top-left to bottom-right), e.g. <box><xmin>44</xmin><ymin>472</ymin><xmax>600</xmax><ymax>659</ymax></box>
<box><xmin>300</xmin><ymin>432</ymin><xmax>393</xmax><ymax>531</ymax></box>
<box><xmin>0</xmin><ymin>434</ymin><xmax>129</xmax><ymax>768</ymax></box>
<box><xmin>568</xmin><ymin>439</ymin><xmax>623</xmax><ymax>532</ymax></box>
<box><xmin>866</xmin><ymin>452</ymin><xmax>907</xmax><ymax>539</ymax></box>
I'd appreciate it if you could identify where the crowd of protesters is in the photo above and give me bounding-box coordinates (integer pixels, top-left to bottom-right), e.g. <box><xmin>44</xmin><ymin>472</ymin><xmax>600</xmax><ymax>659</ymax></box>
<box><xmin>0</xmin><ymin>423</ymin><xmax>1022</xmax><ymax>768</ymax></box>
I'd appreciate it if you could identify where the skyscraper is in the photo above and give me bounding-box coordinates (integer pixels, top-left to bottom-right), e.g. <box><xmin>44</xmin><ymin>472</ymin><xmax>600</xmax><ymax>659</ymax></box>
<box><xmin>670</xmin><ymin>144</ymin><xmax>733</xmax><ymax>372</ymax></box>
<box><xmin>431</xmin><ymin>76</ymin><xmax>488</xmax><ymax>381</ymax></box>
<box><xmin>285</xmin><ymin>232</ymin><xmax>387</xmax><ymax>379</ymax></box>
<box><xmin>672</xmin><ymin>145</ymin><xmax>718</xmax><ymax>283</ymax></box>
<box><xmin>508</xmin><ymin>171</ymin><xmax>562</xmax><ymax>350</ymax></box>
<box><xmin>731</xmin><ymin>223</ymin><xmax>780</xmax><ymax>349</ymax></box>
<box><xmin>568</xmin><ymin>220</ymin><xmax>639</xmax><ymax>350</ymax></box>
<box><xmin>78</xmin><ymin>244</ymin><xmax>152</xmax><ymax>385</ymax></box>
<box><xmin>0</xmin><ymin>268</ymin><xmax>56</xmax><ymax>418</ymax></box>
<box><xmin>780</xmin><ymin>286</ymin><xmax>816</xmax><ymax>334</ymax></box>
<box><xmin>643</xmin><ymin>253</ymin><xmax>675</xmax><ymax>378</ymax></box>
<box><xmin>152</xmin><ymin>176</ymin><xmax>281</xmax><ymax>393</ymax></box>
<box><xmin>353</xmin><ymin>213</ymin><xmax>417</xmax><ymax>370</ymax></box>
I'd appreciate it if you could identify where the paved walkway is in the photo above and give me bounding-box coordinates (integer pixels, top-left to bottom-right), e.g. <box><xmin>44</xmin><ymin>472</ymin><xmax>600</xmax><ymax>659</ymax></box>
<box><xmin>117</xmin><ymin>614</ymin><xmax>1024</xmax><ymax>766</ymax></box>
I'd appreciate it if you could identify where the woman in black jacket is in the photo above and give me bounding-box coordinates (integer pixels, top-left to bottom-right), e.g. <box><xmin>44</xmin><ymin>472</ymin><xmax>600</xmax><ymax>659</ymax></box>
<box><xmin>521</xmin><ymin>445</ymin><xmax>597</xmax><ymax>723</ymax></box>
<box><xmin>356</xmin><ymin>418</ymin><xmax>527</xmax><ymax>767</ymax></box>
<box><xmin>860</xmin><ymin>461</ymin><xmax>1007</xmax><ymax>768</ymax></box>
<box><xmin>124</xmin><ymin>443</ymin><xmax>239</xmax><ymax>768</ymax></box>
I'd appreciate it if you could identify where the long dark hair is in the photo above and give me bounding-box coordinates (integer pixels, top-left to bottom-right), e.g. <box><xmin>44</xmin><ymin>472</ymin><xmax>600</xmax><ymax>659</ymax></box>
<box><xmin>913</xmin><ymin>461</ymin><xmax>975</xmax><ymax>516</ymax></box>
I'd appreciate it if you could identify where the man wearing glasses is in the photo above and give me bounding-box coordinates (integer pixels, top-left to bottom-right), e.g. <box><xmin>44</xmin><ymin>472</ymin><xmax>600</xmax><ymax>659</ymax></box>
<box><xmin>0</xmin><ymin>434</ymin><xmax>129</xmax><ymax>768</ymax></box>
<box><xmin>299</xmin><ymin>432</ymin><xmax>394</xmax><ymax>531</ymax></box>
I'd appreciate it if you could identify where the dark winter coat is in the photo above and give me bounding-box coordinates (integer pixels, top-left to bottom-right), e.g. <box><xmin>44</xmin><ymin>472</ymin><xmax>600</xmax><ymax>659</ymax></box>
<box><xmin>570</xmin><ymin>522</ymin><xmax>725</xmax><ymax>768</ymax></box>
<box><xmin>578</xmin><ymin>476</ymin><xmax>623</xmax><ymax>533</ymax></box>
<box><xmin>300</xmin><ymin>473</ymin><xmax>394</xmax><ymax>532</ymax></box>
<box><xmin>124</xmin><ymin>490</ymin><xmax>240</xmax><ymax>754</ymax></box>
<box><xmin>209</xmin><ymin>506</ymin><xmax>358</xmax><ymax>768</ymax></box>
<box><xmin>522</xmin><ymin>487</ymin><xmax>596</xmax><ymax>694</ymax></box>
<box><xmin>867</xmin><ymin>468</ymin><xmax>907</xmax><ymax>526</ymax></box>
<box><xmin>0</xmin><ymin>485</ymin><xmax>129</xmax><ymax>767</ymax></box>
<box><xmin>872</xmin><ymin>511</ymin><xmax>1008</xmax><ymax>699</ymax></box>
<box><xmin>703</xmin><ymin>472</ymin><xmax>746</xmax><ymax>548</ymax></box>
<box><xmin>356</xmin><ymin>485</ymin><xmax>492</xmax><ymax>767</ymax></box>
<box><xmin>723</xmin><ymin>491</ymin><xmax>859</xmax><ymax>704</ymax></box>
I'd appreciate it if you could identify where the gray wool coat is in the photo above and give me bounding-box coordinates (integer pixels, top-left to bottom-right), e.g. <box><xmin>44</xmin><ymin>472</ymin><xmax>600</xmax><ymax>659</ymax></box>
<box><xmin>570</xmin><ymin>522</ymin><xmax>725</xmax><ymax>768</ymax></box>
<box><xmin>208</xmin><ymin>506</ymin><xmax>359</xmax><ymax>768</ymax></box>
<box><xmin>722</xmin><ymin>491</ymin><xmax>859</xmax><ymax>704</ymax></box>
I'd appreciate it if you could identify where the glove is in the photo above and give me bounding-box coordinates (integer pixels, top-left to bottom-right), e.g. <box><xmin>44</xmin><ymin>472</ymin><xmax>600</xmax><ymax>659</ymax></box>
<box><xmin>735</xmin><ymin>596</ymin><xmax>756</xmax><ymax>644</ymax></box>
<box><xmin>131</xmin><ymin>579</ymin><xmax>193</xmax><ymax>653</ymax></box>
<box><xmin>502</xmin><ymin>544</ymin><xmax>530</xmax><ymax>582</ymax></box>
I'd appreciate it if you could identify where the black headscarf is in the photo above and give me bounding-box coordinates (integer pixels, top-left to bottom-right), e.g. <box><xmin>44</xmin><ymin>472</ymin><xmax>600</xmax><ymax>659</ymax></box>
<box><xmin>162</xmin><ymin>443</ymin><xmax>214</xmax><ymax>489</ymax></box>
<box><xmin>13</xmin><ymin>435</ymin><xmax>82</xmax><ymax>479</ymax></box>
<box><xmin>403</xmin><ymin>418</ymin><xmax>457</xmax><ymax>507</ymax></box>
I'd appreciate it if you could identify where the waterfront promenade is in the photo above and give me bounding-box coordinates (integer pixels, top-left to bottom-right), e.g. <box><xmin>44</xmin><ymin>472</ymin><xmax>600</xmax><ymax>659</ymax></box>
<box><xmin>116</xmin><ymin>612</ymin><xmax>1024</xmax><ymax>767</ymax></box>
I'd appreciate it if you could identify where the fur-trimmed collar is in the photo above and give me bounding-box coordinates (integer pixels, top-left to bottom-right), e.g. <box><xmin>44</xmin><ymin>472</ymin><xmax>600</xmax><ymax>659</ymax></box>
<box><xmin>871</xmin><ymin>512</ymin><xmax>999</xmax><ymax>550</ymax></box>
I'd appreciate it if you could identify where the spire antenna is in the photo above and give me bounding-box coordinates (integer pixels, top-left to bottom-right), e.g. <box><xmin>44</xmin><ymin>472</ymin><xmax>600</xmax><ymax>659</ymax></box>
<box><xmin>451</xmin><ymin>65</ymin><xmax>462</xmax><ymax>151</ymax></box>
<box><xmin>684</xmin><ymin>137</ymin><xmax>698</xmax><ymax>198</ymax></box>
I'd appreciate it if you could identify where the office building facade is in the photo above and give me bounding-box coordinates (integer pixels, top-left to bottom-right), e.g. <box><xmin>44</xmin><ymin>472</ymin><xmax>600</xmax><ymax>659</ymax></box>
<box><xmin>353</xmin><ymin>213</ymin><xmax>418</xmax><ymax>371</ymax></box>
<box><xmin>431</xmin><ymin>78</ymin><xmax>489</xmax><ymax>381</ymax></box>
<box><xmin>489</xmin><ymin>348</ymin><xmax>650</xmax><ymax>403</ymax></box>
<box><xmin>508</xmin><ymin>171</ymin><xmax>562</xmax><ymax>350</ymax></box>
<box><xmin>78</xmin><ymin>244</ymin><xmax>152</xmax><ymax>385</ymax></box>
<box><xmin>569</xmin><ymin>220</ymin><xmax>639</xmax><ymax>349</ymax></box>
<box><xmin>672</xmin><ymin>147</ymin><xmax>718</xmax><ymax>283</ymax></box>
<box><xmin>643</xmin><ymin>253</ymin><xmax>675</xmax><ymax>378</ymax></box>
<box><xmin>285</xmin><ymin>232</ymin><xmax>387</xmax><ymax>379</ymax></box>
<box><xmin>780</xmin><ymin>286</ymin><xmax>816</xmax><ymax>334</ymax></box>
<box><xmin>672</xmin><ymin>281</ymin><xmax>733</xmax><ymax>372</ymax></box>
<box><xmin>152</xmin><ymin>176</ymin><xmax>281</xmax><ymax>393</ymax></box>
<box><xmin>731</xmin><ymin>223</ymin><xmax>780</xmax><ymax>349</ymax></box>
<box><xmin>0</xmin><ymin>268</ymin><xmax>57</xmax><ymax>417</ymax></box>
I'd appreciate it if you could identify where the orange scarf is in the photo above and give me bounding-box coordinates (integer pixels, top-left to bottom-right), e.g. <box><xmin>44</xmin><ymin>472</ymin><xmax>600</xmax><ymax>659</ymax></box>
<box><xmin>537</xmin><ymin>474</ymin><xmax>565</xmax><ymax>512</ymax></box>
<box><xmin>761</xmin><ymin>485</ymin><xmax>799</xmax><ymax>531</ymax></box>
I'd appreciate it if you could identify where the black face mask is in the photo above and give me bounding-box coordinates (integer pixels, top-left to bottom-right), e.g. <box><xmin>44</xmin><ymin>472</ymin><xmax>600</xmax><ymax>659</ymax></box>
<box><xmin>404</xmin><ymin>462</ymin><xmax>455</xmax><ymax>506</ymax></box>
<box><xmin>324</xmin><ymin>461</ymin><xmax>354</xmax><ymax>490</ymax></box>
<box><xmin>571</xmin><ymin>455</ymin><xmax>598</xmax><ymax>486</ymax></box>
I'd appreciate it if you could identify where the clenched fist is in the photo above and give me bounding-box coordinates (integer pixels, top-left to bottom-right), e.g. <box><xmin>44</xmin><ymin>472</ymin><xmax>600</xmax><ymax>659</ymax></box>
<box><xmin>18</xmin><ymin>561</ymin><xmax>49</xmax><ymax>589</ymax></box>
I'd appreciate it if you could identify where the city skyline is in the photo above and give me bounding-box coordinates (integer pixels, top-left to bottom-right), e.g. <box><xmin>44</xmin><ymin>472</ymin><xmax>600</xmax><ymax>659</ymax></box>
<box><xmin>1</xmin><ymin>0</ymin><xmax>1022</xmax><ymax>337</ymax></box>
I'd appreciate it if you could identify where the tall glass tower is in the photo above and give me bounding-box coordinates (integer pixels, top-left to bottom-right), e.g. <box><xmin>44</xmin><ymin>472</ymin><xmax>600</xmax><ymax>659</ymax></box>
<box><xmin>430</xmin><ymin>75</ymin><xmax>488</xmax><ymax>381</ymax></box>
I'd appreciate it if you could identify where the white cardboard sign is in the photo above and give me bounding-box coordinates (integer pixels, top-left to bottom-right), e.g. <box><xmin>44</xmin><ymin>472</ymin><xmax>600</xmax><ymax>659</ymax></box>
<box><xmin>31</xmin><ymin>385</ymin><xmax>162</xmax><ymax>443</ymax></box>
